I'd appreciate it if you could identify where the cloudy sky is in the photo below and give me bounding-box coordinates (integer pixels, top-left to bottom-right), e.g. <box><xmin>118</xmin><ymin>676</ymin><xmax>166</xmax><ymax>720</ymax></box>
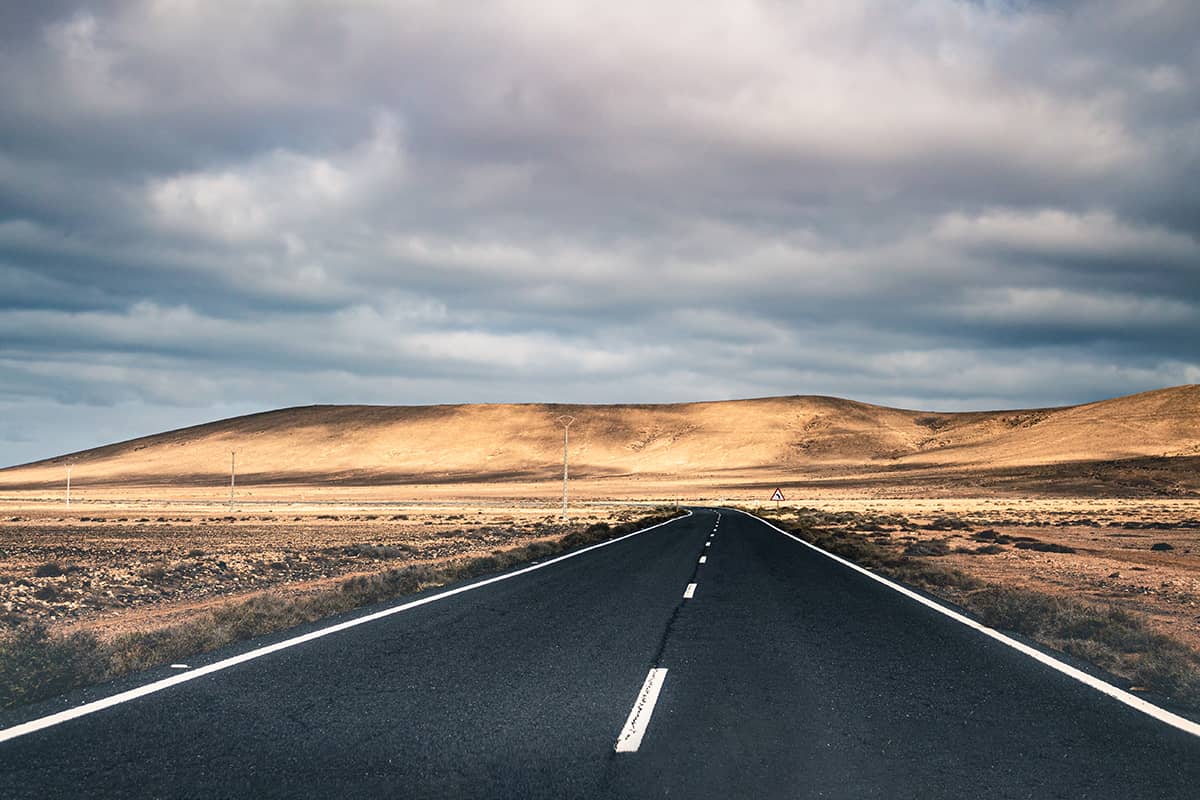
<box><xmin>1</xmin><ymin>1</ymin><xmax>1198</xmax><ymax>466</ymax></box>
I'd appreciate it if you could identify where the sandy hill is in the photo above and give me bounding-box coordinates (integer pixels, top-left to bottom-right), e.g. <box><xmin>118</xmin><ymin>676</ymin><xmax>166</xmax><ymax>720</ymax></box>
<box><xmin>2</xmin><ymin>385</ymin><xmax>1198</xmax><ymax>498</ymax></box>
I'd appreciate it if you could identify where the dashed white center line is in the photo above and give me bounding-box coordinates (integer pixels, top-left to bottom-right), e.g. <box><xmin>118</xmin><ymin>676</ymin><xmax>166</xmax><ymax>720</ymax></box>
<box><xmin>699</xmin><ymin>555</ymin><xmax>707</xmax><ymax>564</ymax></box>
<box><xmin>704</xmin><ymin>541</ymin><xmax>711</xmax><ymax>547</ymax></box>
<box><xmin>615</xmin><ymin>668</ymin><xmax>669</xmax><ymax>753</ymax></box>
<box><xmin>684</xmin><ymin>583</ymin><xmax>697</xmax><ymax>599</ymax></box>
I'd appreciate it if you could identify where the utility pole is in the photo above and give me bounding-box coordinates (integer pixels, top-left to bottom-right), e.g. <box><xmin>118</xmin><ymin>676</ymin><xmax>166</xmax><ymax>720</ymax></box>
<box><xmin>229</xmin><ymin>451</ymin><xmax>236</xmax><ymax>511</ymax></box>
<box><xmin>66</xmin><ymin>463</ymin><xmax>72</xmax><ymax>509</ymax></box>
<box><xmin>557</xmin><ymin>415</ymin><xmax>575</xmax><ymax>521</ymax></box>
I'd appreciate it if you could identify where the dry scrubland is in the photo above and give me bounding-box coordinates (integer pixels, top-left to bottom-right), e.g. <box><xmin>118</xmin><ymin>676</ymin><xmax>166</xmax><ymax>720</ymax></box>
<box><xmin>753</xmin><ymin>498</ymin><xmax>1200</xmax><ymax>709</ymax></box>
<box><xmin>0</xmin><ymin>504</ymin><xmax>634</xmax><ymax>635</ymax></box>
<box><xmin>0</xmin><ymin>502</ymin><xmax>677</xmax><ymax>708</ymax></box>
<box><xmin>5</xmin><ymin>496</ymin><xmax>1200</xmax><ymax>714</ymax></box>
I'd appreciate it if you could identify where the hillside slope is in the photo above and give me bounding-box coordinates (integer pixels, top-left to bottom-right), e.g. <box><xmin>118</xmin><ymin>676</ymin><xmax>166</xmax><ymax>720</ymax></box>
<box><xmin>2</xmin><ymin>385</ymin><xmax>1197</xmax><ymax>497</ymax></box>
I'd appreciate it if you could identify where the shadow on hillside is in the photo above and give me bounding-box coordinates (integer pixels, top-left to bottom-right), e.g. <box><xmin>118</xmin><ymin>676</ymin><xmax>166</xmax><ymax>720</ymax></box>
<box><xmin>731</xmin><ymin>455</ymin><xmax>1200</xmax><ymax>498</ymax></box>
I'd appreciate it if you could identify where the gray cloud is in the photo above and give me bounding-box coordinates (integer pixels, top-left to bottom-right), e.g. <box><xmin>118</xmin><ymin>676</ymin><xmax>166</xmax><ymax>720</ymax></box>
<box><xmin>1</xmin><ymin>0</ymin><xmax>1198</xmax><ymax>466</ymax></box>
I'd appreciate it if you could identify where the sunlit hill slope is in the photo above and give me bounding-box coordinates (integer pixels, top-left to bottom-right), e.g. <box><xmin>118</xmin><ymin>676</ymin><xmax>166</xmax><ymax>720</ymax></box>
<box><xmin>2</xmin><ymin>385</ymin><xmax>1197</xmax><ymax>499</ymax></box>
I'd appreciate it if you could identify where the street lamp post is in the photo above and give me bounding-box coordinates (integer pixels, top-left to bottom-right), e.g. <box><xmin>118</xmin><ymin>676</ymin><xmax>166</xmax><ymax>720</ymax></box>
<box><xmin>557</xmin><ymin>415</ymin><xmax>575</xmax><ymax>521</ymax></box>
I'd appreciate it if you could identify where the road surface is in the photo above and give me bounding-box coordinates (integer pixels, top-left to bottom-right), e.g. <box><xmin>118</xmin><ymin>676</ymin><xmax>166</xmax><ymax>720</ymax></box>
<box><xmin>2</xmin><ymin>508</ymin><xmax>1199</xmax><ymax>798</ymax></box>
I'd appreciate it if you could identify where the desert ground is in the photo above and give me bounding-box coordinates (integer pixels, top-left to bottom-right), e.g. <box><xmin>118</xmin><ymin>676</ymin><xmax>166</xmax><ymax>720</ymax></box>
<box><xmin>3</xmin><ymin>496</ymin><xmax>1199</xmax><ymax>670</ymax></box>
<box><xmin>748</xmin><ymin>498</ymin><xmax>1200</xmax><ymax>652</ymax></box>
<box><xmin>1</xmin><ymin>385</ymin><xmax>1198</xmax><ymax>707</ymax></box>
<box><xmin>0</xmin><ymin>502</ymin><xmax>659</xmax><ymax>641</ymax></box>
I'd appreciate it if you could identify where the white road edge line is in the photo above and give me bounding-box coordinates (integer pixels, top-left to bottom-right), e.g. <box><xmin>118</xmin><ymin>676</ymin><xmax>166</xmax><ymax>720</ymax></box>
<box><xmin>0</xmin><ymin>512</ymin><xmax>693</xmax><ymax>746</ymax></box>
<box><xmin>614</xmin><ymin>667</ymin><xmax>668</xmax><ymax>753</ymax></box>
<box><xmin>736</xmin><ymin>509</ymin><xmax>1200</xmax><ymax>740</ymax></box>
<box><xmin>684</xmin><ymin>583</ymin><xmax>697</xmax><ymax>599</ymax></box>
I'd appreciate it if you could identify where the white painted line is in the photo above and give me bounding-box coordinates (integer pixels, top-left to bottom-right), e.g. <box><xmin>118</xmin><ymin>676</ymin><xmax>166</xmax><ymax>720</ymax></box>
<box><xmin>699</xmin><ymin>556</ymin><xmax>707</xmax><ymax>564</ymax></box>
<box><xmin>168</xmin><ymin>664</ymin><xmax>189</xmax><ymax>670</ymax></box>
<box><xmin>704</xmin><ymin>541</ymin><xmax>711</xmax><ymax>548</ymax></box>
<box><xmin>737</xmin><ymin>509</ymin><xmax>1200</xmax><ymax>740</ymax></box>
<box><xmin>0</xmin><ymin>512</ymin><xmax>693</xmax><ymax>745</ymax></box>
<box><xmin>614</xmin><ymin>668</ymin><xmax>668</xmax><ymax>753</ymax></box>
<box><xmin>684</xmin><ymin>583</ymin><xmax>697</xmax><ymax>599</ymax></box>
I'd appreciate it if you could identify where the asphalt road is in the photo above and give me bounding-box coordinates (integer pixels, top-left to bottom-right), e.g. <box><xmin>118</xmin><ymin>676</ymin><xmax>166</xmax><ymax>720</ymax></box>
<box><xmin>3</xmin><ymin>508</ymin><xmax>1200</xmax><ymax>798</ymax></box>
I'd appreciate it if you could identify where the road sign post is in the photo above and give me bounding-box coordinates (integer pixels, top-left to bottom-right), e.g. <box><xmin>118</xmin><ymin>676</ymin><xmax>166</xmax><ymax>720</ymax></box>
<box><xmin>771</xmin><ymin>487</ymin><xmax>784</xmax><ymax>510</ymax></box>
<box><xmin>557</xmin><ymin>416</ymin><xmax>575</xmax><ymax>521</ymax></box>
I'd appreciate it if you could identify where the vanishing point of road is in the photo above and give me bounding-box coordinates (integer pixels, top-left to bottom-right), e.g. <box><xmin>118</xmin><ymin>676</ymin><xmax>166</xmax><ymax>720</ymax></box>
<box><xmin>2</xmin><ymin>509</ymin><xmax>1199</xmax><ymax>798</ymax></box>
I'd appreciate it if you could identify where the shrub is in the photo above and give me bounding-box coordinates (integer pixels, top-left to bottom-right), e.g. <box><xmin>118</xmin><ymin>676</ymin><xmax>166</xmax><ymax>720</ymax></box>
<box><xmin>33</xmin><ymin>585</ymin><xmax>66</xmax><ymax>602</ymax></box>
<box><xmin>903</xmin><ymin>539</ymin><xmax>952</xmax><ymax>557</ymax></box>
<box><xmin>345</xmin><ymin>543</ymin><xmax>411</xmax><ymax>559</ymax></box>
<box><xmin>0</xmin><ymin>626</ymin><xmax>108</xmax><ymax>708</ymax></box>
<box><xmin>890</xmin><ymin>561</ymin><xmax>981</xmax><ymax>591</ymax></box>
<box><xmin>138</xmin><ymin>564</ymin><xmax>168</xmax><ymax>583</ymax></box>
<box><xmin>924</xmin><ymin>516</ymin><xmax>972</xmax><ymax>531</ymax></box>
<box><xmin>1013</xmin><ymin>541</ymin><xmax>1076</xmax><ymax>554</ymax></box>
<box><xmin>960</xmin><ymin>544</ymin><xmax>1008</xmax><ymax>556</ymax></box>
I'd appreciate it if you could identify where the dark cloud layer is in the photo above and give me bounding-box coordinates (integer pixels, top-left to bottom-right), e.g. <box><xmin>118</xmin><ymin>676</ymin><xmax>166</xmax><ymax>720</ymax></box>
<box><xmin>1</xmin><ymin>1</ymin><xmax>1198</xmax><ymax>466</ymax></box>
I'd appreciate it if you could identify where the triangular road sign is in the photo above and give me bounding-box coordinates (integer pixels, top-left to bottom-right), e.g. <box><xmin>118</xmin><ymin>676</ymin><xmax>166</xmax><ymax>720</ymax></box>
<box><xmin>770</xmin><ymin>488</ymin><xmax>784</xmax><ymax>501</ymax></box>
